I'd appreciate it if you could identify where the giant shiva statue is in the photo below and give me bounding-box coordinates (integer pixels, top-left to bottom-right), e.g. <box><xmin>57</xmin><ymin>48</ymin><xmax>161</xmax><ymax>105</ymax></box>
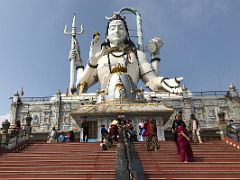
<box><xmin>66</xmin><ymin>8</ymin><xmax>183</xmax><ymax>100</ymax></box>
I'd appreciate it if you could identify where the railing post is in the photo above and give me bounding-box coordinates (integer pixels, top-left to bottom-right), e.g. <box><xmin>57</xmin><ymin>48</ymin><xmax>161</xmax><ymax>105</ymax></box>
<box><xmin>1</xmin><ymin>133</ymin><xmax>9</xmax><ymax>148</ymax></box>
<box><xmin>1</xmin><ymin>119</ymin><xmax>10</xmax><ymax>148</ymax></box>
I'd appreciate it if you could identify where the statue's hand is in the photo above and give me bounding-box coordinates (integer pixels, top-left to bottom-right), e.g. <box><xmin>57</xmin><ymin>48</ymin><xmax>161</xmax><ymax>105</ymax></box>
<box><xmin>89</xmin><ymin>35</ymin><xmax>101</xmax><ymax>65</ymax></box>
<box><xmin>146</xmin><ymin>76</ymin><xmax>183</xmax><ymax>94</ymax></box>
<box><xmin>89</xmin><ymin>36</ymin><xmax>109</xmax><ymax>66</ymax></box>
<box><xmin>161</xmin><ymin>77</ymin><xmax>183</xmax><ymax>94</ymax></box>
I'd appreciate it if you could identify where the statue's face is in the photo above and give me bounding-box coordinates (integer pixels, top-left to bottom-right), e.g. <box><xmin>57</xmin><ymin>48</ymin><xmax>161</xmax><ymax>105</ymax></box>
<box><xmin>107</xmin><ymin>20</ymin><xmax>127</xmax><ymax>46</ymax></box>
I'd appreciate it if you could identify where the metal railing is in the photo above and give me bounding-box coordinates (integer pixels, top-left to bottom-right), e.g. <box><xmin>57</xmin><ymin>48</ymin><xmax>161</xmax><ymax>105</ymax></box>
<box><xmin>116</xmin><ymin>125</ymin><xmax>144</xmax><ymax>180</ymax></box>
<box><xmin>20</xmin><ymin>96</ymin><xmax>52</xmax><ymax>102</ymax></box>
<box><xmin>18</xmin><ymin>90</ymin><xmax>230</xmax><ymax>103</ymax></box>
<box><xmin>190</xmin><ymin>91</ymin><xmax>228</xmax><ymax>97</ymax></box>
<box><xmin>226</xmin><ymin>123</ymin><xmax>240</xmax><ymax>142</ymax></box>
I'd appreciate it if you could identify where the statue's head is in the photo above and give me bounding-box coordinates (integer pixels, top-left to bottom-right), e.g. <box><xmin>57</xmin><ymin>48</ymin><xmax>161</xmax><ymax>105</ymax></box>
<box><xmin>106</xmin><ymin>14</ymin><xmax>128</xmax><ymax>31</ymax></box>
<box><xmin>102</xmin><ymin>13</ymin><xmax>135</xmax><ymax>48</ymax></box>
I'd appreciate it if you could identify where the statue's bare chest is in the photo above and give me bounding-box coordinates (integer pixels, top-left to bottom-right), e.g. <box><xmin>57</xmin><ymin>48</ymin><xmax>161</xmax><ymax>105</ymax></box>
<box><xmin>97</xmin><ymin>52</ymin><xmax>138</xmax><ymax>72</ymax></box>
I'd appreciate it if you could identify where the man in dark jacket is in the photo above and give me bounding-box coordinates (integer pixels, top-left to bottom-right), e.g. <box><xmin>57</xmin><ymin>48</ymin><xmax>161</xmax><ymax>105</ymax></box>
<box><xmin>171</xmin><ymin>111</ymin><xmax>186</xmax><ymax>142</ymax></box>
<box><xmin>81</xmin><ymin>118</ymin><xmax>89</xmax><ymax>142</ymax></box>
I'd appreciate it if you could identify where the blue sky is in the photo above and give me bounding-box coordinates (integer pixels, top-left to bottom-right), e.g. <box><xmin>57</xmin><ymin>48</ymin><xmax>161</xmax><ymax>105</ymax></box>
<box><xmin>0</xmin><ymin>0</ymin><xmax>240</xmax><ymax>115</ymax></box>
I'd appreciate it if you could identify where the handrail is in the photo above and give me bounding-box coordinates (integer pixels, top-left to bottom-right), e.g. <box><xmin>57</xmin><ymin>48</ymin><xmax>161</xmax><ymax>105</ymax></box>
<box><xmin>8</xmin><ymin>129</ymin><xmax>25</xmax><ymax>148</ymax></box>
<box><xmin>115</xmin><ymin>125</ymin><xmax>129</xmax><ymax>180</ymax></box>
<box><xmin>125</xmin><ymin>131</ymin><xmax>144</xmax><ymax>180</ymax></box>
<box><xmin>115</xmin><ymin>125</ymin><xmax>144</xmax><ymax>180</ymax></box>
<box><xmin>0</xmin><ymin>128</ymin><xmax>31</xmax><ymax>153</ymax></box>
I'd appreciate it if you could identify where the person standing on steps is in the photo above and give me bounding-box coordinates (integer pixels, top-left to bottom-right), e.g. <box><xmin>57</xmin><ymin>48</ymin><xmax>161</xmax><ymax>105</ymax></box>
<box><xmin>47</xmin><ymin>127</ymin><xmax>58</xmax><ymax>143</ymax></box>
<box><xmin>81</xmin><ymin>118</ymin><xmax>89</xmax><ymax>142</ymax></box>
<box><xmin>68</xmin><ymin>130</ymin><xmax>75</xmax><ymax>142</ymax></box>
<box><xmin>101</xmin><ymin>124</ymin><xmax>108</xmax><ymax>142</ymax></box>
<box><xmin>189</xmin><ymin>114</ymin><xmax>203</xmax><ymax>143</ymax></box>
<box><xmin>108</xmin><ymin>119</ymin><xmax>119</xmax><ymax>143</ymax></box>
<box><xmin>145</xmin><ymin>118</ymin><xmax>160</xmax><ymax>151</ymax></box>
<box><xmin>176</xmin><ymin>115</ymin><xmax>194</xmax><ymax>162</ymax></box>
<box><xmin>172</xmin><ymin>112</ymin><xmax>187</xmax><ymax>154</ymax></box>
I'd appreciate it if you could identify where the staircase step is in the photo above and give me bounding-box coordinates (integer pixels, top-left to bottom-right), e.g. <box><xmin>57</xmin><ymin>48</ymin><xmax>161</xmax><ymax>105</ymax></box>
<box><xmin>0</xmin><ymin>142</ymin><xmax>116</xmax><ymax>179</ymax></box>
<box><xmin>2</xmin><ymin>140</ymin><xmax>240</xmax><ymax>179</ymax></box>
<box><xmin>134</xmin><ymin>140</ymin><xmax>240</xmax><ymax>179</ymax></box>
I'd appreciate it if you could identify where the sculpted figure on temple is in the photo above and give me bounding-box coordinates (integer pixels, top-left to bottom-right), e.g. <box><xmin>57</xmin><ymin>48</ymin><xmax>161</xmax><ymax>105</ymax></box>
<box><xmin>76</xmin><ymin>13</ymin><xmax>183</xmax><ymax>98</ymax></box>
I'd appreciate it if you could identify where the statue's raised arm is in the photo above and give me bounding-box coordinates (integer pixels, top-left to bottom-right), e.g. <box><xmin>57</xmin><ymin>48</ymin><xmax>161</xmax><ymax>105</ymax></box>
<box><xmin>75</xmin><ymin>33</ymin><xmax>108</xmax><ymax>93</ymax></box>
<box><xmin>88</xmin><ymin>32</ymin><xmax>109</xmax><ymax>67</ymax></box>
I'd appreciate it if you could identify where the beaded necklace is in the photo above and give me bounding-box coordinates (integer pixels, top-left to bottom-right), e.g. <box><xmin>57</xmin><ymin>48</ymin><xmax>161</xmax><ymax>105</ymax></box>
<box><xmin>107</xmin><ymin>45</ymin><xmax>131</xmax><ymax>74</ymax></box>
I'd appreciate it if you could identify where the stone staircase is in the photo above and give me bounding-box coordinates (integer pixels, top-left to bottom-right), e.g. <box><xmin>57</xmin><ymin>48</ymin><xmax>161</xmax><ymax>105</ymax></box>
<box><xmin>1</xmin><ymin>140</ymin><xmax>240</xmax><ymax>179</ymax></box>
<box><xmin>133</xmin><ymin>140</ymin><xmax>240</xmax><ymax>179</ymax></box>
<box><xmin>0</xmin><ymin>142</ymin><xmax>116</xmax><ymax>180</ymax></box>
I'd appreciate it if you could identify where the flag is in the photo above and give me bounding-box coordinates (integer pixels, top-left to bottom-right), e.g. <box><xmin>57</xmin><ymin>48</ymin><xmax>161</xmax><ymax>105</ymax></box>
<box><xmin>66</xmin><ymin>88</ymin><xmax>69</xmax><ymax>97</ymax></box>
<box><xmin>20</xmin><ymin>87</ymin><xmax>24</xmax><ymax>96</ymax></box>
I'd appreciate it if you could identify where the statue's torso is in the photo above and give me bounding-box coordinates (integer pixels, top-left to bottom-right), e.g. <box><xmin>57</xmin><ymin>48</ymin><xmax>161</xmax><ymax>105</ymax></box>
<box><xmin>97</xmin><ymin>52</ymin><xmax>140</xmax><ymax>87</ymax></box>
<box><xmin>96</xmin><ymin>51</ymin><xmax>140</xmax><ymax>100</ymax></box>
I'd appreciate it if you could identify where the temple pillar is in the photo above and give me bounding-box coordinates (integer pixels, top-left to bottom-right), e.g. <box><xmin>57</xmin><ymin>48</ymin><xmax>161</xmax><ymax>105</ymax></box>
<box><xmin>54</xmin><ymin>90</ymin><xmax>62</xmax><ymax>130</ymax></box>
<box><xmin>79</xmin><ymin>129</ymin><xmax>83</xmax><ymax>142</ymax></box>
<box><xmin>227</xmin><ymin>84</ymin><xmax>240</xmax><ymax>122</ymax></box>
<box><xmin>182</xmin><ymin>86</ymin><xmax>192</xmax><ymax>123</ymax></box>
<box><xmin>157</xmin><ymin>117</ymin><xmax>165</xmax><ymax>141</ymax></box>
<box><xmin>218</xmin><ymin>111</ymin><xmax>227</xmax><ymax>140</ymax></box>
<box><xmin>98</xmin><ymin>126</ymin><xmax>102</xmax><ymax>142</ymax></box>
<box><xmin>10</xmin><ymin>92</ymin><xmax>21</xmax><ymax>125</ymax></box>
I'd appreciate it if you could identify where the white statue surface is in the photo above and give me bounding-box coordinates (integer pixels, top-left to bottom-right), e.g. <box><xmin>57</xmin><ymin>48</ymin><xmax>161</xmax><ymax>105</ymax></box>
<box><xmin>73</xmin><ymin>11</ymin><xmax>183</xmax><ymax>100</ymax></box>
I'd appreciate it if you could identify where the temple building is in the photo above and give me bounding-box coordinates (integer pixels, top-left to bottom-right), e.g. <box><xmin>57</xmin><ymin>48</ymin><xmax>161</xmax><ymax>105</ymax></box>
<box><xmin>9</xmin><ymin>7</ymin><xmax>240</xmax><ymax>141</ymax></box>
<box><xmin>9</xmin><ymin>84</ymin><xmax>240</xmax><ymax>141</ymax></box>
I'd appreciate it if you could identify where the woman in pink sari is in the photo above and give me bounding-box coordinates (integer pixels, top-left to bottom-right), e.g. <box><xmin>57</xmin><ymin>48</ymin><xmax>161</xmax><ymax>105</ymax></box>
<box><xmin>177</xmin><ymin>124</ymin><xmax>194</xmax><ymax>162</ymax></box>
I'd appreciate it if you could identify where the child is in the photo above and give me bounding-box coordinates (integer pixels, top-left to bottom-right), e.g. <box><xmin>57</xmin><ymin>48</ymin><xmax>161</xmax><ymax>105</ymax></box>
<box><xmin>101</xmin><ymin>125</ymin><xmax>108</xmax><ymax>142</ymax></box>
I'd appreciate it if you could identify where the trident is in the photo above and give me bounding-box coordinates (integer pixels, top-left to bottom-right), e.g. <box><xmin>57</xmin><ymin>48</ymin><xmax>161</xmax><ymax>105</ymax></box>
<box><xmin>64</xmin><ymin>13</ymin><xmax>84</xmax><ymax>95</ymax></box>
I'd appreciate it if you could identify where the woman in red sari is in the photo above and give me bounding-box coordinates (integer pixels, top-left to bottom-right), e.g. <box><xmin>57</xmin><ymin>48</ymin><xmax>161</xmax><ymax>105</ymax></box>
<box><xmin>177</xmin><ymin>123</ymin><xmax>194</xmax><ymax>162</ymax></box>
